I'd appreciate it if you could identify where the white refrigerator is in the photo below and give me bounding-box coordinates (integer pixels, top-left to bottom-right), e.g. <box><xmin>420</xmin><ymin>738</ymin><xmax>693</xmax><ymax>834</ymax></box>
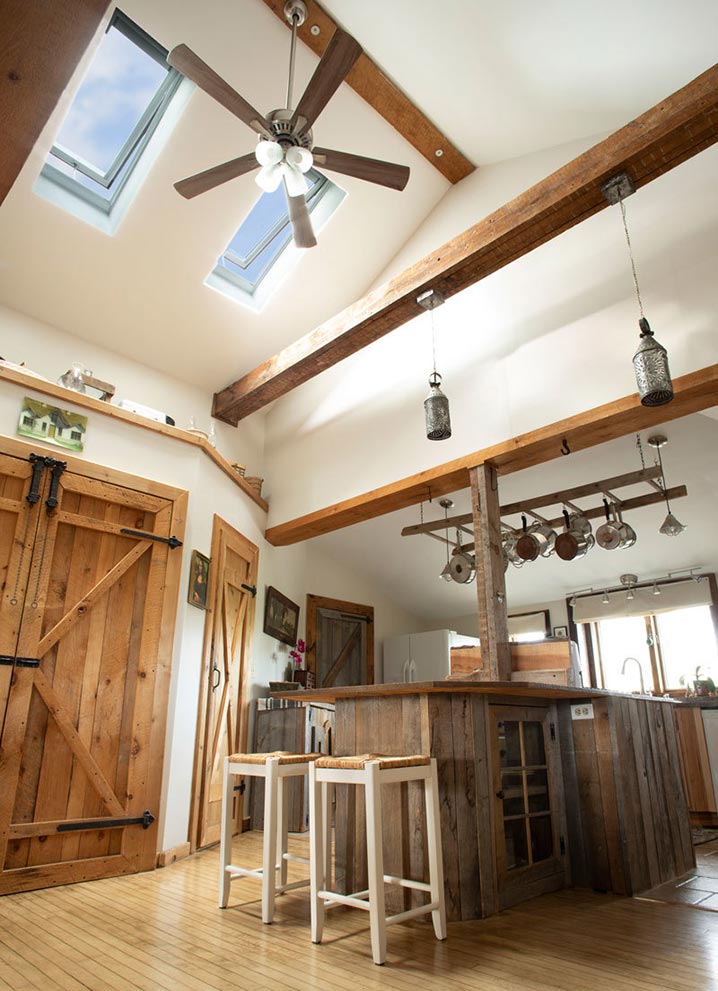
<box><xmin>382</xmin><ymin>629</ymin><xmax>481</xmax><ymax>683</ymax></box>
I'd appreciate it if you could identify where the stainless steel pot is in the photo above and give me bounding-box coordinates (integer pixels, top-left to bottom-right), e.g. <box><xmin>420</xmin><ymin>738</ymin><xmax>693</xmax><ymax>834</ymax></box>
<box><xmin>555</xmin><ymin>510</ymin><xmax>594</xmax><ymax>561</ymax></box>
<box><xmin>596</xmin><ymin>500</ymin><xmax>622</xmax><ymax>550</ymax></box>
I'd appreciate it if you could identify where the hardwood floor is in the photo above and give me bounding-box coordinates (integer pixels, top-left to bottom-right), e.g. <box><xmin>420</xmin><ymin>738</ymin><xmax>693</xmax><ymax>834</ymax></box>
<box><xmin>0</xmin><ymin>831</ymin><xmax>716</xmax><ymax>990</ymax></box>
<box><xmin>641</xmin><ymin>838</ymin><xmax>718</xmax><ymax>911</ymax></box>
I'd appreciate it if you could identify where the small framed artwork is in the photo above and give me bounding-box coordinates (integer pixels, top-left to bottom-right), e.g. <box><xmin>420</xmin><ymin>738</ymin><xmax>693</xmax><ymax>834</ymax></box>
<box><xmin>18</xmin><ymin>396</ymin><xmax>88</xmax><ymax>452</ymax></box>
<box><xmin>553</xmin><ymin>625</ymin><xmax>569</xmax><ymax>639</ymax></box>
<box><xmin>188</xmin><ymin>550</ymin><xmax>210</xmax><ymax>610</ymax></box>
<box><xmin>264</xmin><ymin>586</ymin><xmax>299</xmax><ymax>646</ymax></box>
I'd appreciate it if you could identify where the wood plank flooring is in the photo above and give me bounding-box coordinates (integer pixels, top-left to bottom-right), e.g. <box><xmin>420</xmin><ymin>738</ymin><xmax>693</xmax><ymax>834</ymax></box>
<box><xmin>641</xmin><ymin>838</ymin><xmax>718</xmax><ymax>911</ymax></box>
<box><xmin>0</xmin><ymin>831</ymin><xmax>716</xmax><ymax>990</ymax></box>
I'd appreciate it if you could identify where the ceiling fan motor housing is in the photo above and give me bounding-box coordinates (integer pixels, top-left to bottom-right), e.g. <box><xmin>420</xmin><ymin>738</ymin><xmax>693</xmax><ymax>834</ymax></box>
<box><xmin>268</xmin><ymin>109</ymin><xmax>313</xmax><ymax>150</ymax></box>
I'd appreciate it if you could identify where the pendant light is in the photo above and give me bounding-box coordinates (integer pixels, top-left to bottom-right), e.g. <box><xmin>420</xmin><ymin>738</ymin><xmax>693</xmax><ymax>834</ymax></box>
<box><xmin>439</xmin><ymin>498</ymin><xmax>454</xmax><ymax>581</ymax></box>
<box><xmin>417</xmin><ymin>289</ymin><xmax>451</xmax><ymax>440</ymax></box>
<box><xmin>602</xmin><ymin>173</ymin><xmax>673</xmax><ymax>407</ymax></box>
<box><xmin>647</xmin><ymin>434</ymin><xmax>686</xmax><ymax>536</ymax></box>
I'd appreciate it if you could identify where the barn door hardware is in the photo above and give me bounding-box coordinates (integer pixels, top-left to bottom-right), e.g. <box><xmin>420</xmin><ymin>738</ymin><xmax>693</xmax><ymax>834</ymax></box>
<box><xmin>45</xmin><ymin>458</ymin><xmax>67</xmax><ymax>510</ymax></box>
<box><xmin>234</xmin><ymin>781</ymin><xmax>246</xmax><ymax>794</ymax></box>
<box><xmin>120</xmin><ymin>528</ymin><xmax>183</xmax><ymax>548</ymax></box>
<box><xmin>0</xmin><ymin>655</ymin><xmax>40</xmax><ymax>668</ymax></box>
<box><xmin>26</xmin><ymin>454</ymin><xmax>47</xmax><ymax>505</ymax></box>
<box><xmin>241</xmin><ymin>583</ymin><xmax>257</xmax><ymax>597</ymax></box>
<box><xmin>550</xmin><ymin>723</ymin><xmax>556</xmax><ymax>741</ymax></box>
<box><xmin>56</xmin><ymin>810</ymin><xmax>155</xmax><ymax>833</ymax></box>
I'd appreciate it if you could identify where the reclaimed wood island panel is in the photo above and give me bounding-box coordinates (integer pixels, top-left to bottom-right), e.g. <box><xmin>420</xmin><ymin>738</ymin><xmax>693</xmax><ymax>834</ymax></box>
<box><xmin>272</xmin><ymin>681</ymin><xmax>693</xmax><ymax>921</ymax></box>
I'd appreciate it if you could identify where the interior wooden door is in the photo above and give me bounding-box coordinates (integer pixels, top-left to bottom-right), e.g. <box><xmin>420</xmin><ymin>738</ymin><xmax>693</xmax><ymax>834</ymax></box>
<box><xmin>306</xmin><ymin>595</ymin><xmax>374</xmax><ymax>687</ymax></box>
<box><xmin>191</xmin><ymin>515</ymin><xmax>258</xmax><ymax>850</ymax></box>
<box><xmin>0</xmin><ymin>441</ymin><xmax>186</xmax><ymax>894</ymax></box>
<box><xmin>489</xmin><ymin>703</ymin><xmax>568</xmax><ymax>909</ymax></box>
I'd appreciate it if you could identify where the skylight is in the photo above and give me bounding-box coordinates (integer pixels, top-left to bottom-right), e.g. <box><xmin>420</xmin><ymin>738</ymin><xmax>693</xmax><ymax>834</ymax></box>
<box><xmin>34</xmin><ymin>9</ymin><xmax>186</xmax><ymax>233</ymax></box>
<box><xmin>206</xmin><ymin>169</ymin><xmax>346</xmax><ymax>311</ymax></box>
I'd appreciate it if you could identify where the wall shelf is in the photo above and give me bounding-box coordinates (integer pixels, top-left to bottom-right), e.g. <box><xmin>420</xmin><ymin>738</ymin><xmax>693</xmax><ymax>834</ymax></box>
<box><xmin>0</xmin><ymin>364</ymin><xmax>268</xmax><ymax>512</ymax></box>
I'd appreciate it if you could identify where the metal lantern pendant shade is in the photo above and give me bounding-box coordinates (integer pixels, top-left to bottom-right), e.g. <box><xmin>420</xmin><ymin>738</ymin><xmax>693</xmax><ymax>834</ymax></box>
<box><xmin>425</xmin><ymin>372</ymin><xmax>452</xmax><ymax>440</ymax></box>
<box><xmin>633</xmin><ymin>318</ymin><xmax>673</xmax><ymax>407</ymax></box>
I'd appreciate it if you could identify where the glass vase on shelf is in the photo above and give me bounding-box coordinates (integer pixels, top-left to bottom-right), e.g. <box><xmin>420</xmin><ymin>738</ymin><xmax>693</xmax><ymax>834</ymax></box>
<box><xmin>58</xmin><ymin>362</ymin><xmax>86</xmax><ymax>393</ymax></box>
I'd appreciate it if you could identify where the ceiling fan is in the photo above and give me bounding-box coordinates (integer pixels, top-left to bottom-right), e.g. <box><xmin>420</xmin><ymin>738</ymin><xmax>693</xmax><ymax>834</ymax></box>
<box><xmin>168</xmin><ymin>0</ymin><xmax>410</xmax><ymax>248</ymax></box>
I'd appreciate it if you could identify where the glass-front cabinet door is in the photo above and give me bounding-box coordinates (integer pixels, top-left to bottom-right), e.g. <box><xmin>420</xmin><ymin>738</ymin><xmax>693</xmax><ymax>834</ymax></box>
<box><xmin>489</xmin><ymin>704</ymin><xmax>567</xmax><ymax>908</ymax></box>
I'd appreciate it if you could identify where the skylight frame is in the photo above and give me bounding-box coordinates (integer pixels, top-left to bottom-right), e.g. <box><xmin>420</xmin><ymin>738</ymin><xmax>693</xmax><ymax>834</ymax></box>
<box><xmin>38</xmin><ymin>8</ymin><xmax>183</xmax><ymax>218</ymax></box>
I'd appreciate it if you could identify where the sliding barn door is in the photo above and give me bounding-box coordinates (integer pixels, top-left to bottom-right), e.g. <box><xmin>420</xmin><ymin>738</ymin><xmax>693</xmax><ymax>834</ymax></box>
<box><xmin>0</xmin><ymin>441</ymin><xmax>186</xmax><ymax>894</ymax></box>
<box><xmin>191</xmin><ymin>515</ymin><xmax>258</xmax><ymax>850</ymax></box>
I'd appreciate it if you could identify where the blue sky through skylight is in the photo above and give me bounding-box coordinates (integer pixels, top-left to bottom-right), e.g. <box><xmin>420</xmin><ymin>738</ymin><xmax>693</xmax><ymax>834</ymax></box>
<box><xmin>54</xmin><ymin>25</ymin><xmax>167</xmax><ymax>175</ymax></box>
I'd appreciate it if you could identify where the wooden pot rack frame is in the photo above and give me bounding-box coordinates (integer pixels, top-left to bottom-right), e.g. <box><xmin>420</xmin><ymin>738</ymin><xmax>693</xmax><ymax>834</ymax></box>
<box><xmin>0</xmin><ymin>365</ymin><xmax>268</xmax><ymax>512</ymax></box>
<box><xmin>401</xmin><ymin>465</ymin><xmax>687</xmax><ymax>551</ymax></box>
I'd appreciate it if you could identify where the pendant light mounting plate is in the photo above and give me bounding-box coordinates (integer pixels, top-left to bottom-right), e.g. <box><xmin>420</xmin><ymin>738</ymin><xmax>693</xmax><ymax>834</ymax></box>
<box><xmin>601</xmin><ymin>171</ymin><xmax>636</xmax><ymax>205</ymax></box>
<box><xmin>284</xmin><ymin>0</ymin><xmax>307</xmax><ymax>26</ymax></box>
<box><xmin>439</xmin><ymin>498</ymin><xmax>454</xmax><ymax>510</ymax></box>
<box><xmin>417</xmin><ymin>288</ymin><xmax>445</xmax><ymax>311</ymax></box>
<box><xmin>647</xmin><ymin>434</ymin><xmax>667</xmax><ymax>449</ymax></box>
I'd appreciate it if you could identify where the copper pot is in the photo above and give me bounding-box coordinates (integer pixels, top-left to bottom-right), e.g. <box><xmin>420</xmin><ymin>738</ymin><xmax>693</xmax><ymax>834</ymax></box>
<box><xmin>516</xmin><ymin>515</ymin><xmax>540</xmax><ymax>561</ymax></box>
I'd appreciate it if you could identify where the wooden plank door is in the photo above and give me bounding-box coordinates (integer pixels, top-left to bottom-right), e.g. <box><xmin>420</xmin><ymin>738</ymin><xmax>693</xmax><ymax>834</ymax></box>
<box><xmin>0</xmin><ymin>445</ymin><xmax>186</xmax><ymax>894</ymax></box>
<box><xmin>191</xmin><ymin>515</ymin><xmax>258</xmax><ymax>850</ymax></box>
<box><xmin>489</xmin><ymin>703</ymin><xmax>568</xmax><ymax>910</ymax></box>
<box><xmin>306</xmin><ymin>595</ymin><xmax>374</xmax><ymax>688</ymax></box>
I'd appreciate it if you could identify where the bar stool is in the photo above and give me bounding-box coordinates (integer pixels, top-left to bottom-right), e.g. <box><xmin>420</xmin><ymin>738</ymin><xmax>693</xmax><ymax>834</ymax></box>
<box><xmin>308</xmin><ymin>754</ymin><xmax>447</xmax><ymax>965</ymax></box>
<box><xmin>220</xmin><ymin>751</ymin><xmax>322</xmax><ymax>923</ymax></box>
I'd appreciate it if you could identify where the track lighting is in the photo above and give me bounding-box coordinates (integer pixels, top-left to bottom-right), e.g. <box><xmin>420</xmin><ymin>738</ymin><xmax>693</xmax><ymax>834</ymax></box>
<box><xmin>652</xmin><ymin>582</ymin><xmax>661</xmax><ymax>596</ymax></box>
<box><xmin>602</xmin><ymin>590</ymin><xmax>610</xmax><ymax>605</ymax></box>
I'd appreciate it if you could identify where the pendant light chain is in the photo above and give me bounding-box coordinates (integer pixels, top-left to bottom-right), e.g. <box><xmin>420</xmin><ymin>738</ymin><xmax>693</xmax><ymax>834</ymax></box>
<box><xmin>430</xmin><ymin>305</ymin><xmax>438</xmax><ymax>378</ymax></box>
<box><xmin>636</xmin><ymin>433</ymin><xmax>646</xmax><ymax>471</ymax></box>
<box><xmin>619</xmin><ymin>196</ymin><xmax>644</xmax><ymax>320</ymax></box>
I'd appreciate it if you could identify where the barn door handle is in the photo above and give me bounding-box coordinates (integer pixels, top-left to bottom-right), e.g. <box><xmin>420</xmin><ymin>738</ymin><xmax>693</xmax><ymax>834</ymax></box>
<box><xmin>495</xmin><ymin>789</ymin><xmax>504</xmax><ymax>800</ymax></box>
<box><xmin>211</xmin><ymin>665</ymin><xmax>221</xmax><ymax>691</ymax></box>
<box><xmin>27</xmin><ymin>454</ymin><xmax>47</xmax><ymax>505</ymax></box>
<box><xmin>45</xmin><ymin>459</ymin><xmax>67</xmax><ymax>511</ymax></box>
<box><xmin>241</xmin><ymin>583</ymin><xmax>257</xmax><ymax>597</ymax></box>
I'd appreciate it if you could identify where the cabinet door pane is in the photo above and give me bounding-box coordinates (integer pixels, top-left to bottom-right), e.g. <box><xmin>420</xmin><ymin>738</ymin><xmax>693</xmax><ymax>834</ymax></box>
<box><xmin>502</xmin><ymin>772</ymin><xmax>525</xmax><ymax>817</ymax></box>
<box><xmin>504</xmin><ymin>818</ymin><xmax>529</xmax><ymax>869</ymax></box>
<box><xmin>530</xmin><ymin>815</ymin><xmax>553</xmax><ymax>863</ymax></box>
<box><xmin>523</xmin><ymin>721</ymin><xmax>546</xmax><ymax>766</ymax></box>
<box><xmin>527</xmin><ymin>769</ymin><xmax>550</xmax><ymax>813</ymax></box>
<box><xmin>498</xmin><ymin>721</ymin><xmax>521</xmax><ymax>767</ymax></box>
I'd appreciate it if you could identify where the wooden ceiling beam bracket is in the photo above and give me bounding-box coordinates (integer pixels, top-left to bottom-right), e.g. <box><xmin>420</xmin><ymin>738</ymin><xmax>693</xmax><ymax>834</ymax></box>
<box><xmin>214</xmin><ymin>65</ymin><xmax>718</xmax><ymax>425</ymax></box>
<box><xmin>264</xmin><ymin>364</ymin><xmax>718</xmax><ymax>545</ymax></box>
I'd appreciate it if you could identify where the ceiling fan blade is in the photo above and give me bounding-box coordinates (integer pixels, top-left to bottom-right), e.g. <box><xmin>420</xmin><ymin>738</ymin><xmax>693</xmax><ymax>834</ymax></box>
<box><xmin>168</xmin><ymin>44</ymin><xmax>273</xmax><ymax>139</ymax></box>
<box><xmin>312</xmin><ymin>147</ymin><xmax>410</xmax><ymax>191</ymax></box>
<box><xmin>286</xmin><ymin>188</ymin><xmax>317</xmax><ymax>249</ymax></box>
<box><xmin>174</xmin><ymin>153</ymin><xmax>260</xmax><ymax>199</ymax></box>
<box><xmin>290</xmin><ymin>29</ymin><xmax>362</xmax><ymax>133</ymax></box>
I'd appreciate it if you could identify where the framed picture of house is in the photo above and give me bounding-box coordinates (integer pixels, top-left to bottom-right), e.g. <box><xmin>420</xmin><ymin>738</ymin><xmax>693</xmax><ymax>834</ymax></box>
<box><xmin>264</xmin><ymin>586</ymin><xmax>299</xmax><ymax>646</ymax></box>
<box><xmin>17</xmin><ymin>397</ymin><xmax>88</xmax><ymax>452</ymax></box>
<box><xmin>188</xmin><ymin>550</ymin><xmax>210</xmax><ymax>610</ymax></box>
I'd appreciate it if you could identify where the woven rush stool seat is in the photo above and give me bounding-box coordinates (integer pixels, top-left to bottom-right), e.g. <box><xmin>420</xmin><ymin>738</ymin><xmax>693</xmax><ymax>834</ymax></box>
<box><xmin>309</xmin><ymin>754</ymin><xmax>446</xmax><ymax>965</ymax></box>
<box><xmin>314</xmin><ymin>753</ymin><xmax>430</xmax><ymax>771</ymax></box>
<box><xmin>220</xmin><ymin>752</ymin><xmax>323</xmax><ymax>923</ymax></box>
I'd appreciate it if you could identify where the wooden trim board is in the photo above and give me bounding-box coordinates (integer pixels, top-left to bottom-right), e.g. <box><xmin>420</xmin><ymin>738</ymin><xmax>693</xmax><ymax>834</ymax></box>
<box><xmin>213</xmin><ymin>65</ymin><xmax>718</xmax><ymax>424</ymax></box>
<box><xmin>258</xmin><ymin>0</ymin><xmax>473</xmax><ymax>184</ymax></box>
<box><xmin>0</xmin><ymin>364</ymin><xmax>268</xmax><ymax>511</ymax></box>
<box><xmin>265</xmin><ymin>364</ymin><xmax>718</xmax><ymax>545</ymax></box>
<box><xmin>305</xmin><ymin>593</ymin><xmax>375</xmax><ymax>687</ymax></box>
<box><xmin>0</xmin><ymin>0</ymin><xmax>111</xmax><ymax>206</ymax></box>
<box><xmin>156</xmin><ymin>842</ymin><xmax>191</xmax><ymax>868</ymax></box>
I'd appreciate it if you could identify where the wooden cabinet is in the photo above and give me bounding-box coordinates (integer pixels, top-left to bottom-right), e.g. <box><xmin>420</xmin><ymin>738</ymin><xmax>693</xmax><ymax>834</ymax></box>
<box><xmin>489</xmin><ymin>704</ymin><xmax>568</xmax><ymax>909</ymax></box>
<box><xmin>674</xmin><ymin>705</ymin><xmax>718</xmax><ymax>822</ymax></box>
<box><xmin>0</xmin><ymin>439</ymin><xmax>185</xmax><ymax>893</ymax></box>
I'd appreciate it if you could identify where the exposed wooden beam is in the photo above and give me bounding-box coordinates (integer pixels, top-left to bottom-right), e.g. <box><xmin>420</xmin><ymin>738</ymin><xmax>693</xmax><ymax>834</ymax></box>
<box><xmin>401</xmin><ymin>466</ymin><xmax>663</xmax><ymax>536</ymax></box>
<box><xmin>264</xmin><ymin>364</ymin><xmax>718</xmax><ymax>545</ymax></box>
<box><xmin>0</xmin><ymin>0</ymin><xmax>110</xmax><ymax>207</ymax></box>
<box><xmin>258</xmin><ymin>0</ymin><xmax>473</xmax><ymax>185</ymax></box>
<box><xmin>214</xmin><ymin>66</ymin><xmax>718</xmax><ymax>425</ymax></box>
<box><xmin>470</xmin><ymin>464</ymin><xmax>511</xmax><ymax>682</ymax></box>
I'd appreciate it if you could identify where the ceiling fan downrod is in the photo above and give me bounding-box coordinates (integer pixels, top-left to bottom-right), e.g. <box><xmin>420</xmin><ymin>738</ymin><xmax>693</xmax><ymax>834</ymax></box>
<box><xmin>284</xmin><ymin>0</ymin><xmax>307</xmax><ymax>112</ymax></box>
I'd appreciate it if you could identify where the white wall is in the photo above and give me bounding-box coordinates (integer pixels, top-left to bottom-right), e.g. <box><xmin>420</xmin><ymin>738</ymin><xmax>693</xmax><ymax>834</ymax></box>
<box><xmin>0</xmin><ymin>359</ymin><xmax>422</xmax><ymax>849</ymax></box>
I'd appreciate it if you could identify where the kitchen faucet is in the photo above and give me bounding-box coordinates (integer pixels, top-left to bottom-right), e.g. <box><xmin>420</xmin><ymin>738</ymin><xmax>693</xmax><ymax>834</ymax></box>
<box><xmin>621</xmin><ymin>655</ymin><xmax>646</xmax><ymax>694</ymax></box>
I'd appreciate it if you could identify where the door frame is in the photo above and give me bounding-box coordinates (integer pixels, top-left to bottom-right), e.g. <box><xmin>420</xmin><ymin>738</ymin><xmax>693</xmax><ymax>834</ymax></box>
<box><xmin>189</xmin><ymin>514</ymin><xmax>258</xmax><ymax>852</ymax></box>
<box><xmin>0</xmin><ymin>434</ymin><xmax>188</xmax><ymax>887</ymax></box>
<box><xmin>306</xmin><ymin>594</ymin><xmax>374</xmax><ymax>686</ymax></box>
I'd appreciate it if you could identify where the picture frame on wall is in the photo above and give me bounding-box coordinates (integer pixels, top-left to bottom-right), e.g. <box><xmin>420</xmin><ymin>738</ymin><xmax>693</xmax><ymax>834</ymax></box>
<box><xmin>188</xmin><ymin>550</ymin><xmax>210</xmax><ymax>610</ymax></box>
<box><xmin>553</xmin><ymin>625</ymin><xmax>569</xmax><ymax>638</ymax></box>
<box><xmin>264</xmin><ymin>586</ymin><xmax>299</xmax><ymax>646</ymax></box>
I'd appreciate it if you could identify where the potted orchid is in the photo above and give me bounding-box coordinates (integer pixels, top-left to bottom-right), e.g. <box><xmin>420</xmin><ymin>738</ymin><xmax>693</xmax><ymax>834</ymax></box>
<box><xmin>290</xmin><ymin>639</ymin><xmax>314</xmax><ymax>688</ymax></box>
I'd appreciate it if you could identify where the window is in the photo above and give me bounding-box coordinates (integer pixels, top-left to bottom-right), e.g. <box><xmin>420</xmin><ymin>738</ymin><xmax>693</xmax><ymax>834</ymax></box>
<box><xmin>590</xmin><ymin>604</ymin><xmax>717</xmax><ymax>693</ymax></box>
<box><xmin>71</xmin><ymin>431</ymin><xmax>83</xmax><ymax>442</ymax></box>
<box><xmin>34</xmin><ymin>9</ymin><xmax>186</xmax><ymax>233</ymax></box>
<box><xmin>206</xmin><ymin>169</ymin><xmax>346</xmax><ymax>311</ymax></box>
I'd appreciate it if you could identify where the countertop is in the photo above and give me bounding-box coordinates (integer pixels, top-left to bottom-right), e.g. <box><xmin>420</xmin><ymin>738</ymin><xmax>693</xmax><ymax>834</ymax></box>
<box><xmin>270</xmin><ymin>679</ymin><xmax>676</xmax><ymax>705</ymax></box>
<box><xmin>676</xmin><ymin>697</ymin><xmax>718</xmax><ymax>708</ymax></box>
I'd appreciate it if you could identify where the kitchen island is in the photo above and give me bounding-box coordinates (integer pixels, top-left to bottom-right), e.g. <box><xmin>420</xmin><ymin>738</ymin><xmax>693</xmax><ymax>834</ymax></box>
<box><xmin>273</xmin><ymin>681</ymin><xmax>693</xmax><ymax>921</ymax></box>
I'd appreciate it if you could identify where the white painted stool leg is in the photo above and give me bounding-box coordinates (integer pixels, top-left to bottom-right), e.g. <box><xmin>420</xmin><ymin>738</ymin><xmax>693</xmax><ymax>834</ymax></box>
<box><xmin>309</xmin><ymin>763</ymin><xmax>325</xmax><ymax>944</ymax></box>
<box><xmin>424</xmin><ymin>759</ymin><xmax>447</xmax><ymax>940</ymax></box>
<box><xmin>364</xmin><ymin>762</ymin><xmax>387</xmax><ymax>965</ymax></box>
<box><xmin>219</xmin><ymin>758</ymin><xmax>233</xmax><ymax>908</ymax></box>
<box><xmin>321</xmin><ymin>781</ymin><xmax>333</xmax><ymax>890</ymax></box>
<box><xmin>262</xmin><ymin>758</ymin><xmax>279</xmax><ymax>924</ymax></box>
<box><xmin>277</xmin><ymin>774</ymin><xmax>289</xmax><ymax>888</ymax></box>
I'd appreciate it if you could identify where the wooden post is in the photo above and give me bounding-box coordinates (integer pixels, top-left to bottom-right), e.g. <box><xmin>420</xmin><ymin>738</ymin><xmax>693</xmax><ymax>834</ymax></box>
<box><xmin>470</xmin><ymin>464</ymin><xmax>511</xmax><ymax>681</ymax></box>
